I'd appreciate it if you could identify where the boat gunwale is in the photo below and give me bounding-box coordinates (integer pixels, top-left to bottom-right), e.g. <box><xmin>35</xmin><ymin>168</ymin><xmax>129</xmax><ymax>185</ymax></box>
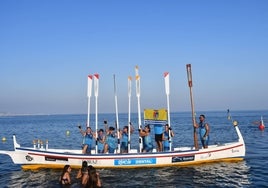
<box><xmin>13</xmin><ymin>142</ymin><xmax>245</xmax><ymax>160</ymax></box>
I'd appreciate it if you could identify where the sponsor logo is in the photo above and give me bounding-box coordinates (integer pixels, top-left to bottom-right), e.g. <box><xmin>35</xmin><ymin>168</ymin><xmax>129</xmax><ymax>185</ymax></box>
<box><xmin>86</xmin><ymin>160</ymin><xmax>98</xmax><ymax>164</ymax></box>
<box><xmin>172</xmin><ymin>155</ymin><xmax>195</xmax><ymax>163</ymax></box>
<box><xmin>45</xmin><ymin>156</ymin><xmax>68</xmax><ymax>162</ymax></box>
<box><xmin>232</xmin><ymin>149</ymin><xmax>239</xmax><ymax>153</ymax></box>
<box><xmin>200</xmin><ymin>153</ymin><xmax>211</xmax><ymax>159</ymax></box>
<box><xmin>25</xmin><ymin>155</ymin><xmax>33</xmax><ymax>161</ymax></box>
<box><xmin>114</xmin><ymin>158</ymin><xmax>156</xmax><ymax>166</ymax></box>
<box><xmin>153</xmin><ymin>110</ymin><xmax>159</xmax><ymax>119</ymax></box>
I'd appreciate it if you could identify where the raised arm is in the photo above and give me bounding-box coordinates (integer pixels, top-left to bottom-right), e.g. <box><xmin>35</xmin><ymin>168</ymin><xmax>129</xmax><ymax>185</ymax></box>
<box><xmin>104</xmin><ymin>120</ymin><xmax>109</xmax><ymax>134</ymax></box>
<box><xmin>78</xmin><ymin>126</ymin><xmax>86</xmax><ymax>136</ymax></box>
<box><xmin>169</xmin><ymin>127</ymin><xmax>174</xmax><ymax>137</ymax></box>
<box><xmin>130</xmin><ymin>123</ymin><xmax>135</xmax><ymax>134</ymax></box>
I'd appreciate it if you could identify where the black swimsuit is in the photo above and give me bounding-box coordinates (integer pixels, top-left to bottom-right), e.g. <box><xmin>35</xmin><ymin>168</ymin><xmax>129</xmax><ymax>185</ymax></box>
<box><xmin>61</xmin><ymin>177</ymin><xmax>69</xmax><ymax>184</ymax></box>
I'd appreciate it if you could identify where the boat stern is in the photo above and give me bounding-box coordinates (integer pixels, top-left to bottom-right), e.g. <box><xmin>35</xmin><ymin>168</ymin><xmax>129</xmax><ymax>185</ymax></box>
<box><xmin>13</xmin><ymin>134</ymin><xmax>21</xmax><ymax>150</ymax></box>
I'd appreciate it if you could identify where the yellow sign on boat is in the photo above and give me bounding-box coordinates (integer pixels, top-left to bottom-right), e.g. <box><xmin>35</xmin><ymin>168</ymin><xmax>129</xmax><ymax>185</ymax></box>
<box><xmin>144</xmin><ymin>109</ymin><xmax>167</xmax><ymax>121</ymax></box>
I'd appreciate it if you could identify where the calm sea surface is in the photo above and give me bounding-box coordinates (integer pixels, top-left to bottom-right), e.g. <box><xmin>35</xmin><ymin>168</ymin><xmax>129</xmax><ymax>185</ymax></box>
<box><xmin>0</xmin><ymin>110</ymin><xmax>268</xmax><ymax>188</ymax></box>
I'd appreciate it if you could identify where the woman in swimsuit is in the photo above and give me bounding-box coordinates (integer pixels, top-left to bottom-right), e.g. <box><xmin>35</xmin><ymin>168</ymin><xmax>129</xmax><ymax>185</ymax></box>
<box><xmin>139</xmin><ymin>124</ymin><xmax>153</xmax><ymax>153</ymax></box>
<box><xmin>59</xmin><ymin>165</ymin><xmax>72</xmax><ymax>185</ymax></box>
<box><xmin>87</xmin><ymin>166</ymin><xmax>102</xmax><ymax>188</ymax></box>
<box><xmin>76</xmin><ymin>161</ymin><xmax>89</xmax><ymax>186</ymax></box>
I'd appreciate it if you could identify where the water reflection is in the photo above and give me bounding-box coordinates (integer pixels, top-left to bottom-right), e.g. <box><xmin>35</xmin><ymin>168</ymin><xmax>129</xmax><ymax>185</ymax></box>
<box><xmin>190</xmin><ymin>162</ymin><xmax>250</xmax><ymax>187</ymax></box>
<box><xmin>97</xmin><ymin>162</ymin><xmax>251</xmax><ymax>187</ymax></box>
<box><xmin>3</xmin><ymin>162</ymin><xmax>250</xmax><ymax>188</ymax></box>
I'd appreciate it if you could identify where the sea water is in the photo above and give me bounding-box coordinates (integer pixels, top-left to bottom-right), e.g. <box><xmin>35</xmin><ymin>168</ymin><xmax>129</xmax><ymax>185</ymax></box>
<box><xmin>0</xmin><ymin>110</ymin><xmax>268</xmax><ymax>187</ymax></box>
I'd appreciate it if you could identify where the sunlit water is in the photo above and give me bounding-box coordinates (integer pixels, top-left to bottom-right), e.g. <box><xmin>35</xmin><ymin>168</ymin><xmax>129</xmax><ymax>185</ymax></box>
<box><xmin>0</xmin><ymin>110</ymin><xmax>268</xmax><ymax>187</ymax></box>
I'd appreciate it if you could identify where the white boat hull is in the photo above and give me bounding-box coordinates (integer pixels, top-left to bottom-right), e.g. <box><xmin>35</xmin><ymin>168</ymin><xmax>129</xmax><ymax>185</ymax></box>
<box><xmin>0</xmin><ymin>126</ymin><xmax>245</xmax><ymax>170</ymax></box>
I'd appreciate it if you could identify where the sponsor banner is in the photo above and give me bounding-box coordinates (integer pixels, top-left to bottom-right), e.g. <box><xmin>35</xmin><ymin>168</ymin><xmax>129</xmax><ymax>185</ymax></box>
<box><xmin>45</xmin><ymin>156</ymin><xmax>68</xmax><ymax>162</ymax></box>
<box><xmin>114</xmin><ymin>158</ymin><xmax>156</xmax><ymax>166</ymax></box>
<box><xmin>172</xmin><ymin>156</ymin><xmax>195</xmax><ymax>163</ymax></box>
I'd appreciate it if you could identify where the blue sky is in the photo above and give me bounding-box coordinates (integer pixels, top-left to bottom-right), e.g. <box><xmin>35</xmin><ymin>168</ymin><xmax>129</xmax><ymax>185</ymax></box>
<box><xmin>0</xmin><ymin>0</ymin><xmax>268</xmax><ymax>115</ymax></box>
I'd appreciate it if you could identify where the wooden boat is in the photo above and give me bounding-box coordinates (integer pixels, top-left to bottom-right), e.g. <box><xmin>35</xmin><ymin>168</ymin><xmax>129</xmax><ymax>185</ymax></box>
<box><xmin>0</xmin><ymin>65</ymin><xmax>246</xmax><ymax>170</ymax></box>
<box><xmin>0</xmin><ymin>120</ymin><xmax>245</xmax><ymax>170</ymax></box>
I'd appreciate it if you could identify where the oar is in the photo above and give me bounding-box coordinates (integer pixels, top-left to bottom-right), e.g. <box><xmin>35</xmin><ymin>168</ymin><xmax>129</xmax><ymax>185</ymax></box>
<box><xmin>128</xmin><ymin>76</ymin><xmax>132</xmax><ymax>152</ymax></box>
<box><xmin>113</xmin><ymin>74</ymin><xmax>120</xmax><ymax>153</ymax></box>
<box><xmin>186</xmin><ymin>64</ymin><xmax>199</xmax><ymax>150</ymax></box>
<box><xmin>164</xmin><ymin>72</ymin><xmax>172</xmax><ymax>151</ymax></box>
<box><xmin>87</xmin><ymin>75</ymin><xmax>93</xmax><ymax>128</ymax></box>
<box><xmin>94</xmin><ymin>73</ymin><xmax>99</xmax><ymax>153</ymax></box>
<box><xmin>135</xmin><ymin>66</ymin><xmax>143</xmax><ymax>152</ymax></box>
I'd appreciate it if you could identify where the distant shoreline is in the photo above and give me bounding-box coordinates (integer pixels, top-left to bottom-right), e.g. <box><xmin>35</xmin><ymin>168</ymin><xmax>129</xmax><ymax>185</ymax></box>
<box><xmin>1</xmin><ymin>109</ymin><xmax>268</xmax><ymax>117</ymax></box>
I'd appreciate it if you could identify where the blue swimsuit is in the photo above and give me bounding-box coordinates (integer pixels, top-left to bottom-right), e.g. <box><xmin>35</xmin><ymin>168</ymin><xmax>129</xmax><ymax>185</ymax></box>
<box><xmin>121</xmin><ymin>132</ymin><xmax>128</xmax><ymax>151</ymax></box>
<box><xmin>82</xmin><ymin>133</ymin><xmax>93</xmax><ymax>153</ymax></box>
<box><xmin>163</xmin><ymin>131</ymin><xmax>170</xmax><ymax>151</ymax></box>
<box><xmin>97</xmin><ymin>134</ymin><xmax>104</xmax><ymax>153</ymax></box>
<box><xmin>199</xmin><ymin>121</ymin><xmax>209</xmax><ymax>147</ymax></box>
<box><xmin>143</xmin><ymin>134</ymin><xmax>153</xmax><ymax>152</ymax></box>
<box><xmin>106</xmin><ymin>133</ymin><xmax>117</xmax><ymax>153</ymax></box>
